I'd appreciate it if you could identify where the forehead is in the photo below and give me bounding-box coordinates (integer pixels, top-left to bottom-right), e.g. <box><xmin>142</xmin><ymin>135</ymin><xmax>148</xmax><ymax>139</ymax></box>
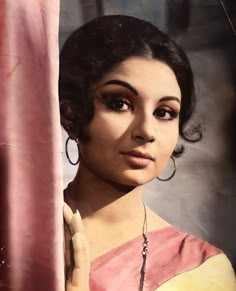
<box><xmin>97</xmin><ymin>57</ymin><xmax>181</xmax><ymax>99</ymax></box>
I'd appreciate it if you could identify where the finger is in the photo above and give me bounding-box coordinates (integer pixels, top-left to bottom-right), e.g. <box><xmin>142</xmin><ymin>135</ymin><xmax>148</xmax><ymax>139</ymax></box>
<box><xmin>63</xmin><ymin>202</ymin><xmax>74</xmax><ymax>270</ymax></box>
<box><xmin>64</xmin><ymin>223</ymin><xmax>72</xmax><ymax>269</ymax></box>
<box><xmin>71</xmin><ymin>210</ymin><xmax>84</xmax><ymax>234</ymax></box>
<box><xmin>63</xmin><ymin>203</ymin><xmax>84</xmax><ymax>235</ymax></box>
<box><xmin>71</xmin><ymin>232</ymin><xmax>90</xmax><ymax>288</ymax></box>
<box><xmin>63</xmin><ymin>202</ymin><xmax>73</xmax><ymax>225</ymax></box>
<box><xmin>63</xmin><ymin>202</ymin><xmax>75</xmax><ymax>235</ymax></box>
<box><xmin>70</xmin><ymin>268</ymin><xmax>90</xmax><ymax>290</ymax></box>
<box><xmin>72</xmin><ymin>232</ymin><xmax>90</xmax><ymax>267</ymax></box>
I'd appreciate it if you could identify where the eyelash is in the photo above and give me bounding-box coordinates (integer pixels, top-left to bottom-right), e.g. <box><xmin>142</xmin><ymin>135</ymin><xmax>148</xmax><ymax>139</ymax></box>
<box><xmin>154</xmin><ymin>107</ymin><xmax>178</xmax><ymax>121</ymax></box>
<box><xmin>106</xmin><ymin>98</ymin><xmax>133</xmax><ymax>111</ymax></box>
<box><xmin>102</xmin><ymin>95</ymin><xmax>179</xmax><ymax>122</ymax></box>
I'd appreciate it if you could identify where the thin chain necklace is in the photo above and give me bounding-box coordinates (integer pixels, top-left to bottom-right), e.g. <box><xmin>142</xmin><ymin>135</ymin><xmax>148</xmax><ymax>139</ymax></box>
<box><xmin>139</xmin><ymin>200</ymin><xmax>148</xmax><ymax>291</ymax></box>
<box><xmin>64</xmin><ymin>184</ymin><xmax>149</xmax><ymax>290</ymax></box>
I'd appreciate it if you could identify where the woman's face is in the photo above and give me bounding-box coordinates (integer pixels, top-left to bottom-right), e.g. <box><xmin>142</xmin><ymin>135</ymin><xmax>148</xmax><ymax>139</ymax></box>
<box><xmin>79</xmin><ymin>57</ymin><xmax>181</xmax><ymax>186</ymax></box>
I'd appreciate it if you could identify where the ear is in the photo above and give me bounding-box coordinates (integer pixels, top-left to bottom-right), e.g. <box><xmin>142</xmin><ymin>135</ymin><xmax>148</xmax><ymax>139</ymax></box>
<box><xmin>60</xmin><ymin>99</ymin><xmax>79</xmax><ymax>138</ymax></box>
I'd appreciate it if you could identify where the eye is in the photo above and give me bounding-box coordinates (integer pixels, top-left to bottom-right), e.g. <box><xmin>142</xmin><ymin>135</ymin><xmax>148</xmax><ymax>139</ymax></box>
<box><xmin>107</xmin><ymin>99</ymin><xmax>131</xmax><ymax>111</ymax></box>
<box><xmin>154</xmin><ymin>107</ymin><xmax>178</xmax><ymax>121</ymax></box>
<box><xmin>97</xmin><ymin>92</ymin><xmax>133</xmax><ymax>112</ymax></box>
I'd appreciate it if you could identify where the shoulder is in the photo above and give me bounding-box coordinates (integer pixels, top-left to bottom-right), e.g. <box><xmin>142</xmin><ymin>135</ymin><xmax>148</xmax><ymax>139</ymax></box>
<box><xmin>148</xmin><ymin>225</ymin><xmax>222</xmax><ymax>265</ymax></box>
<box><xmin>198</xmin><ymin>253</ymin><xmax>236</xmax><ymax>289</ymax></box>
<box><xmin>148</xmin><ymin>224</ymin><xmax>236</xmax><ymax>291</ymax></box>
<box><xmin>155</xmin><ymin>253</ymin><xmax>236</xmax><ymax>291</ymax></box>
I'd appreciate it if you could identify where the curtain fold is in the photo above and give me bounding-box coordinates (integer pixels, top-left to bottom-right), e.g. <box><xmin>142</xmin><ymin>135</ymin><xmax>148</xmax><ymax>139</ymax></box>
<box><xmin>0</xmin><ymin>1</ymin><xmax>64</xmax><ymax>290</ymax></box>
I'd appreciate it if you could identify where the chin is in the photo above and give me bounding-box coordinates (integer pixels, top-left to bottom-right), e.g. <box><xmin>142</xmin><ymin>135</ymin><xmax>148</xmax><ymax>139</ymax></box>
<box><xmin>116</xmin><ymin>173</ymin><xmax>155</xmax><ymax>187</ymax></box>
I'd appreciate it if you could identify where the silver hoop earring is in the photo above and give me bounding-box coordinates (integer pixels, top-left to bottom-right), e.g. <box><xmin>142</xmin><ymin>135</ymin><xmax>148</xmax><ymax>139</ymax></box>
<box><xmin>65</xmin><ymin>137</ymin><xmax>79</xmax><ymax>165</ymax></box>
<box><xmin>156</xmin><ymin>156</ymin><xmax>176</xmax><ymax>181</ymax></box>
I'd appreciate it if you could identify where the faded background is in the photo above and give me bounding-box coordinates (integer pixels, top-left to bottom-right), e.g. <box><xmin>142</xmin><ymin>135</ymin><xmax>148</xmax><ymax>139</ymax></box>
<box><xmin>59</xmin><ymin>0</ymin><xmax>236</xmax><ymax>269</ymax></box>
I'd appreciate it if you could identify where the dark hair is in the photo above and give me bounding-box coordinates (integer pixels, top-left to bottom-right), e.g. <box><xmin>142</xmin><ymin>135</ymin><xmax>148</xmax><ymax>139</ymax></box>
<box><xmin>59</xmin><ymin>15</ymin><xmax>201</xmax><ymax>157</ymax></box>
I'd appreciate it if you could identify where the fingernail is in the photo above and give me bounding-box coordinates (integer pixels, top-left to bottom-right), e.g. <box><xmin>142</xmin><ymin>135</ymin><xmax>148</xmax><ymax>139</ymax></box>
<box><xmin>63</xmin><ymin>202</ymin><xmax>69</xmax><ymax>209</ymax></box>
<box><xmin>76</xmin><ymin>209</ymin><xmax>82</xmax><ymax>218</ymax></box>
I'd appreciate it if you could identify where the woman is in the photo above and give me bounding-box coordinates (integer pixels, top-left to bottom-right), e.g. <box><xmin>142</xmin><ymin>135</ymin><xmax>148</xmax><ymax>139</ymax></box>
<box><xmin>60</xmin><ymin>15</ymin><xmax>236</xmax><ymax>290</ymax></box>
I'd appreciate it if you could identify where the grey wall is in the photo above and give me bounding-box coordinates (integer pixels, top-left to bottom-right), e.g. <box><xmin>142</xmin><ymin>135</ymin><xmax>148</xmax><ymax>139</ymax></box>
<box><xmin>59</xmin><ymin>0</ymin><xmax>236</xmax><ymax>268</ymax></box>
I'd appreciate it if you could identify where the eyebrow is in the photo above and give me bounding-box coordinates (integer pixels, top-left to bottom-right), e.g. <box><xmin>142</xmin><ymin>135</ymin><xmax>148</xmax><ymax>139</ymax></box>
<box><xmin>159</xmin><ymin>96</ymin><xmax>181</xmax><ymax>104</ymax></box>
<box><xmin>103</xmin><ymin>79</ymin><xmax>181</xmax><ymax>104</ymax></box>
<box><xmin>103</xmin><ymin>80</ymin><xmax>138</xmax><ymax>96</ymax></box>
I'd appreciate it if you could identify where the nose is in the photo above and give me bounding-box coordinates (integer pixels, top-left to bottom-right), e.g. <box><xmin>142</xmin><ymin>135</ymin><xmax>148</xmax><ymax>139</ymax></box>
<box><xmin>132</xmin><ymin>111</ymin><xmax>156</xmax><ymax>143</ymax></box>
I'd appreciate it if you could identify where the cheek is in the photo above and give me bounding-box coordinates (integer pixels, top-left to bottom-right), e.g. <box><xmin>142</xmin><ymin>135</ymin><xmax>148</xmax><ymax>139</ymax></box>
<box><xmin>155</xmin><ymin>125</ymin><xmax>179</xmax><ymax>166</ymax></box>
<box><xmin>159</xmin><ymin>123</ymin><xmax>179</xmax><ymax>149</ymax></box>
<box><xmin>78</xmin><ymin>118</ymin><xmax>122</xmax><ymax>164</ymax></box>
<box><xmin>168</xmin><ymin>129</ymin><xmax>179</xmax><ymax>151</ymax></box>
<box><xmin>86</xmin><ymin>113</ymin><xmax>130</xmax><ymax>145</ymax></box>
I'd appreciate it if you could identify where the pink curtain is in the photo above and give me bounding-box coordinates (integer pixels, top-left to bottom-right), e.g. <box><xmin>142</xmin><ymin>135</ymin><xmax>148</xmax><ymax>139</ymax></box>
<box><xmin>0</xmin><ymin>1</ymin><xmax>64</xmax><ymax>290</ymax></box>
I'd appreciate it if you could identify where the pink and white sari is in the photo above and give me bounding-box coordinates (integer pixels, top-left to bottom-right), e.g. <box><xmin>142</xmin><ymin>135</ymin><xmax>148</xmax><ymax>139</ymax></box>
<box><xmin>90</xmin><ymin>226</ymin><xmax>235</xmax><ymax>290</ymax></box>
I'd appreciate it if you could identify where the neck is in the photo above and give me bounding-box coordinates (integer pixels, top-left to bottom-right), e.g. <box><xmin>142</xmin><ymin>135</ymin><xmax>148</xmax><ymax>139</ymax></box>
<box><xmin>66</xmin><ymin>161</ymin><xmax>145</xmax><ymax>225</ymax></box>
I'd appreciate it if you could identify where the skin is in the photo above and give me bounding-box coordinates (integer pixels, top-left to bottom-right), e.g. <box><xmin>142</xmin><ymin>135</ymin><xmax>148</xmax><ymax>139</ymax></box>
<box><xmin>64</xmin><ymin>57</ymin><xmax>181</xmax><ymax>291</ymax></box>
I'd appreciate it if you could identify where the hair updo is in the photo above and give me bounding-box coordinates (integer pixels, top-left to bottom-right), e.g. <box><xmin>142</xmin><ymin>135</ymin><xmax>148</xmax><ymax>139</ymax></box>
<box><xmin>59</xmin><ymin>15</ymin><xmax>201</xmax><ymax>157</ymax></box>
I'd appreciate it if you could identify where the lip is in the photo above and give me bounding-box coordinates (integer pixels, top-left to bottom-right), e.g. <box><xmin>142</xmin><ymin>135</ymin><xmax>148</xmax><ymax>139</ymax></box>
<box><xmin>122</xmin><ymin>150</ymin><xmax>154</xmax><ymax>161</ymax></box>
<box><xmin>121</xmin><ymin>150</ymin><xmax>154</xmax><ymax>168</ymax></box>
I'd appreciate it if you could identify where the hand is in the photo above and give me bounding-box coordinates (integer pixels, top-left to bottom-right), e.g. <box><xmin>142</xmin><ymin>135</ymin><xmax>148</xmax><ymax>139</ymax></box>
<box><xmin>63</xmin><ymin>203</ymin><xmax>90</xmax><ymax>291</ymax></box>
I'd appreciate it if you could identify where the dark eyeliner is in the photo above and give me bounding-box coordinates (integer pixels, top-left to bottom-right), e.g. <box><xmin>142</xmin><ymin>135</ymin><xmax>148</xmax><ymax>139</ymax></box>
<box><xmin>154</xmin><ymin>107</ymin><xmax>179</xmax><ymax>121</ymax></box>
<box><xmin>98</xmin><ymin>92</ymin><xmax>132</xmax><ymax>112</ymax></box>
